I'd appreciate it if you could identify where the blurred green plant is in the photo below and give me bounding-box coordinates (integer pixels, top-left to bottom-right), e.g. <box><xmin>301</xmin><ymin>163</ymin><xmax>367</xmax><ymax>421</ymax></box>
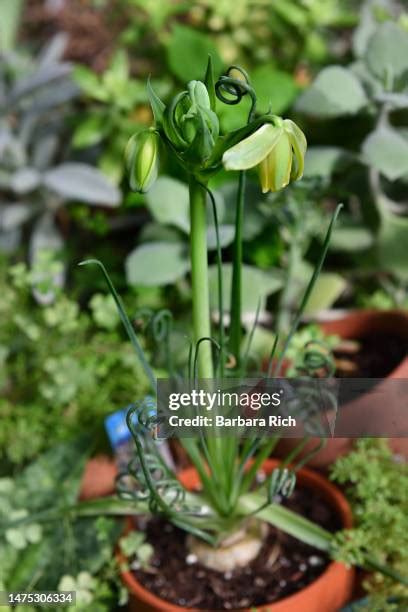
<box><xmin>283</xmin><ymin>324</ymin><xmax>339</xmax><ymax>377</ymax></box>
<box><xmin>193</xmin><ymin>0</ymin><xmax>357</xmax><ymax>68</ymax></box>
<box><xmin>331</xmin><ymin>439</ymin><xmax>408</xmax><ymax>611</ymax></box>
<box><xmin>120</xmin><ymin>0</ymin><xmax>191</xmax><ymax>37</ymax></box>
<box><xmin>0</xmin><ymin>438</ymin><xmax>128</xmax><ymax>611</ymax></box>
<box><xmin>0</xmin><ymin>257</ymin><xmax>148</xmax><ymax>468</ymax></box>
<box><xmin>118</xmin><ymin>0</ymin><xmax>357</xmax><ymax>73</ymax></box>
<box><xmin>355</xmin><ymin>276</ymin><xmax>408</xmax><ymax>309</ymax></box>
<box><xmin>73</xmin><ymin>50</ymin><xmax>170</xmax><ymax>184</ymax></box>
<box><xmin>249</xmin><ymin>179</ymin><xmax>347</xmax><ymax>333</ymax></box>
<box><xmin>81</xmin><ymin>0</ymin><xmax>358</xmax><ymax>149</ymax></box>
<box><xmin>298</xmin><ymin>0</ymin><xmax>408</xmax><ymax>282</ymax></box>
<box><xmin>118</xmin><ymin>530</ymin><xmax>153</xmax><ymax>570</ymax></box>
<box><xmin>0</xmin><ymin>38</ymin><xmax>120</xmax><ymax>275</ymax></box>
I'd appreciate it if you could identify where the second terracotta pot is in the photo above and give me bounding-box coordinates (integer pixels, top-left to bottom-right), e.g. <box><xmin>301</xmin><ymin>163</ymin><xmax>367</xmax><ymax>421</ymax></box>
<box><xmin>275</xmin><ymin>309</ymin><xmax>408</xmax><ymax>468</ymax></box>
<box><xmin>120</xmin><ymin>459</ymin><xmax>354</xmax><ymax>612</ymax></box>
<box><xmin>79</xmin><ymin>455</ymin><xmax>117</xmax><ymax>500</ymax></box>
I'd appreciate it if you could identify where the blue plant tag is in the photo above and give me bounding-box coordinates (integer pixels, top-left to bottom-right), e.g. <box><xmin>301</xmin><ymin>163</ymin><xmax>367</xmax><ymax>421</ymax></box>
<box><xmin>104</xmin><ymin>408</ymin><xmax>131</xmax><ymax>450</ymax></box>
<box><xmin>104</xmin><ymin>398</ymin><xmax>174</xmax><ymax>469</ymax></box>
<box><xmin>104</xmin><ymin>397</ymin><xmax>157</xmax><ymax>450</ymax></box>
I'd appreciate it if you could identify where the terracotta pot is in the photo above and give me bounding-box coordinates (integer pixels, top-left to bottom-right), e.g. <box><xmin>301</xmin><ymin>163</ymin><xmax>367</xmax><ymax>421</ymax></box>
<box><xmin>275</xmin><ymin>310</ymin><xmax>408</xmax><ymax>468</ymax></box>
<box><xmin>120</xmin><ymin>459</ymin><xmax>354</xmax><ymax>612</ymax></box>
<box><xmin>319</xmin><ymin>310</ymin><xmax>408</xmax><ymax>368</ymax></box>
<box><xmin>79</xmin><ymin>455</ymin><xmax>117</xmax><ymax>500</ymax></box>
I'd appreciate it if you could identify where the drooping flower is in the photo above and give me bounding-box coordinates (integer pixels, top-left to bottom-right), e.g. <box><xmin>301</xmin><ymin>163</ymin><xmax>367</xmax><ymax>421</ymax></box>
<box><xmin>125</xmin><ymin>129</ymin><xmax>159</xmax><ymax>193</ymax></box>
<box><xmin>222</xmin><ymin>118</ymin><xmax>307</xmax><ymax>193</ymax></box>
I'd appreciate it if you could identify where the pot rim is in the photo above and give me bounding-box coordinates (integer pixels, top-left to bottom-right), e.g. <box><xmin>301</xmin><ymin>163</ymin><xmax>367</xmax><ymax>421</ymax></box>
<box><xmin>119</xmin><ymin>458</ymin><xmax>354</xmax><ymax>612</ymax></box>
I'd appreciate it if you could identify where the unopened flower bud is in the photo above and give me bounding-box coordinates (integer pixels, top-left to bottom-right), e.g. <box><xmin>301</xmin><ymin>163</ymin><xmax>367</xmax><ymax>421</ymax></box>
<box><xmin>163</xmin><ymin>80</ymin><xmax>219</xmax><ymax>163</ymax></box>
<box><xmin>125</xmin><ymin>129</ymin><xmax>159</xmax><ymax>193</ymax></box>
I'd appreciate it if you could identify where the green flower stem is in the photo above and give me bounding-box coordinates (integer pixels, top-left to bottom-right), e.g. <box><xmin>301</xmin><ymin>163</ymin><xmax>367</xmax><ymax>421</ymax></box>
<box><xmin>189</xmin><ymin>178</ymin><xmax>230</xmax><ymax>494</ymax></box>
<box><xmin>189</xmin><ymin>178</ymin><xmax>214</xmax><ymax>379</ymax></box>
<box><xmin>228</xmin><ymin>170</ymin><xmax>246</xmax><ymax>369</ymax></box>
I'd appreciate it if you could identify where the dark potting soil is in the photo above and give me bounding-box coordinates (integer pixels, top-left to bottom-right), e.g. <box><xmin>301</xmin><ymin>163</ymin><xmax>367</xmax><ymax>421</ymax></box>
<box><xmin>133</xmin><ymin>487</ymin><xmax>341</xmax><ymax>610</ymax></box>
<box><xmin>334</xmin><ymin>333</ymin><xmax>406</xmax><ymax>378</ymax></box>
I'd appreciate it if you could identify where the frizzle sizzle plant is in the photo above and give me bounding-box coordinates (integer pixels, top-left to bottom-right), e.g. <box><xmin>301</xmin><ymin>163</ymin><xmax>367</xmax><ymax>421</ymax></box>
<box><xmin>81</xmin><ymin>61</ymin><xmax>335</xmax><ymax>557</ymax></box>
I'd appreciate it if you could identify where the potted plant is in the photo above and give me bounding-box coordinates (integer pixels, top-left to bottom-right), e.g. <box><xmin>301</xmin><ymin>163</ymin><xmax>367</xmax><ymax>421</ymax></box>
<box><xmin>119</xmin><ymin>458</ymin><xmax>354</xmax><ymax>611</ymax></box>
<box><xmin>276</xmin><ymin>309</ymin><xmax>408</xmax><ymax>469</ymax></box>
<box><xmin>80</xmin><ymin>455</ymin><xmax>117</xmax><ymax>500</ymax></box>
<box><xmin>331</xmin><ymin>438</ymin><xmax>408</xmax><ymax>611</ymax></box>
<box><xmin>320</xmin><ymin>310</ymin><xmax>408</xmax><ymax>463</ymax></box>
<box><xmin>3</xmin><ymin>61</ymin><xmax>406</xmax><ymax>611</ymax></box>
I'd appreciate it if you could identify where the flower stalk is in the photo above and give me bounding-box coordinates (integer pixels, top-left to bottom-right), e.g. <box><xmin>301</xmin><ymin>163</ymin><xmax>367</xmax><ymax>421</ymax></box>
<box><xmin>228</xmin><ymin>170</ymin><xmax>246</xmax><ymax>369</ymax></box>
<box><xmin>80</xmin><ymin>61</ymin><xmax>350</xmax><ymax>568</ymax></box>
<box><xmin>189</xmin><ymin>177</ymin><xmax>214</xmax><ymax>379</ymax></box>
<box><xmin>215</xmin><ymin>67</ymin><xmax>258</xmax><ymax>370</ymax></box>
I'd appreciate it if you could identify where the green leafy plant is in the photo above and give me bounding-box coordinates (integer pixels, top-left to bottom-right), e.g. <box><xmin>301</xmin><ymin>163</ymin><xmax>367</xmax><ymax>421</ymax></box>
<box><xmin>120</xmin><ymin>0</ymin><xmax>356</xmax><ymax>74</ymax></box>
<box><xmin>0</xmin><ymin>439</ymin><xmax>126</xmax><ymax>611</ymax></box>
<box><xmin>73</xmin><ymin>50</ymin><xmax>170</xmax><ymax>184</ymax></box>
<box><xmin>192</xmin><ymin>0</ymin><xmax>357</xmax><ymax>69</ymax></box>
<box><xmin>118</xmin><ymin>531</ymin><xmax>153</xmax><ymax>570</ymax></box>
<box><xmin>244</xmin><ymin>178</ymin><xmax>347</xmax><ymax>334</ymax></box>
<box><xmin>331</xmin><ymin>439</ymin><xmax>408</xmax><ymax>611</ymax></box>
<box><xmin>356</xmin><ymin>277</ymin><xmax>408</xmax><ymax>309</ymax></box>
<box><xmin>297</xmin><ymin>0</ymin><xmax>408</xmax><ymax>282</ymax></box>
<box><xmin>0</xmin><ymin>38</ymin><xmax>120</xmax><ymax>272</ymax></box>
<box><xmin>0</xmin><ymin>256</ymin><xmax>148</xmax><ymax>468</ymax></box>
<box><xmin>88</xmin><ymin>0</ymin><xmax>357</xmax><ymax>152</ymax></box>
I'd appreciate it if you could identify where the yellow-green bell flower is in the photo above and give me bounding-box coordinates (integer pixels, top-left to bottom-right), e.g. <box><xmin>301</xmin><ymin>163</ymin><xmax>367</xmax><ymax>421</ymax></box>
<box><xmin>222</xmin><ymin>118</ymin><xmax>307</xmax><ymax>193</ymax></box>
<box><xmin>125</xmin><ymin>129</ymin><xmax>159</xmax><ymax>193</ymax></box>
